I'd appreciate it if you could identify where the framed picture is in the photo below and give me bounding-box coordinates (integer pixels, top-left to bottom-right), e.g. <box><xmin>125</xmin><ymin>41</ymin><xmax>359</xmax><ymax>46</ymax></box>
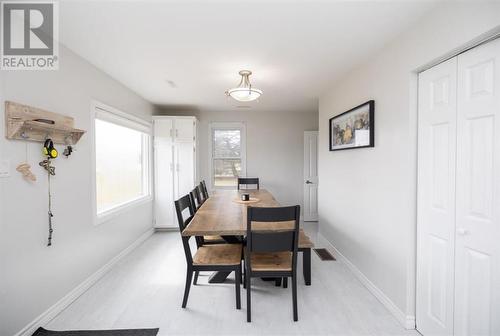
<box><xmin>329</xmin><ymin>100</ymin><xmax>374</xmax><ymax>151</ymax></box>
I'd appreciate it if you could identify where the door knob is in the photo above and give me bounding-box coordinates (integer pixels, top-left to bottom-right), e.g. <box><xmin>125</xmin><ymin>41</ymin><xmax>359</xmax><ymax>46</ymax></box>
<box><xmin>306</xmin><ymin>180</ymin><xmax>313</xmax><ymax>184</ymax></box>
<box><xmin>457</xmin><ymin>228</ymin><xmax>469</xmax><ymax>236</ymax></box>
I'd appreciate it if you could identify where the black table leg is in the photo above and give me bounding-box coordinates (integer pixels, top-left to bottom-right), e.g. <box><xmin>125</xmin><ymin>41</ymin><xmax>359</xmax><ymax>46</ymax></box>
<box><xmin>208</xmin><ymin>271</ymin><xmax>232</xmax><ymax>283</ymax></box>
<box><xmin>302</xmin><ymin>248</ymin><xmax>311</xmax><ymax>286</ymax></box>
<box><xmin>221</xmin><ymin>235</ymin><xmax>242</xmax><ymax>244</ymax></box>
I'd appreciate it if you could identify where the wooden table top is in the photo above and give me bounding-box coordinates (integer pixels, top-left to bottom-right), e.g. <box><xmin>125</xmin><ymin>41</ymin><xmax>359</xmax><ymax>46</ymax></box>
<box><xmin>182</xmin><ymin>189</ymin><xmax>296</xmax><ymax>237</ymax></box>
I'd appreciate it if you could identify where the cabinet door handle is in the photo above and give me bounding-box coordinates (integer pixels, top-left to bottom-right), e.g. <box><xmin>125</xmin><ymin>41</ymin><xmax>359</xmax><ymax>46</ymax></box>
<box><xmin>457</xmin><ymin>228</ymin><xmax>469</xmax><ymax>236</ymax></box>
<box><xmin>306</xmin><ymin>180</ymin><xmax>313</xmax><ymax>184</ymax></box>
<box><xmin>176</xmin><ymin>129</ymin><xmax>179</xmax><ymax>138</ymax></box>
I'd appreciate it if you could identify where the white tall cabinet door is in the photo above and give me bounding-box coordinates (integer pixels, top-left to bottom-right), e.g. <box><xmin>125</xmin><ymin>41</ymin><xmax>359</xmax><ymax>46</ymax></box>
<box><xmin>174</xmin><ymin>141</ymin><xmax>195</xmax><ymax>199</ymax></box>
<box><xmin>454</xmin><ymin>39</ymin><xmax>500</xmax><ymax>336</ymax></box>
<box><xmin>417</xmin><ymin>57</ymin><xmax>457</xmax><ymax>336</ymax></box>
<box><xmin>174</xmin><ymin>118</ymin><xmax>195</xmax><ymax>142</ymax></box>
<box><xmin>303</xmin><ymin>131</ymin><xmax>318</xmax><ymax>221</ymax></box>
<box><xmin>154</xmin><ymin>118</ymin><xmax>175</xmax><ymax>228</ymax></box>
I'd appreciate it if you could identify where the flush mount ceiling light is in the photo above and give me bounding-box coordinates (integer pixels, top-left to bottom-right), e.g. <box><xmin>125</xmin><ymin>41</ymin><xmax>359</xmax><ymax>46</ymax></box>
<box><xmin>225</xmin><ymin>70</ymin><xmax>262</xmax><ymax>102</ymax></box>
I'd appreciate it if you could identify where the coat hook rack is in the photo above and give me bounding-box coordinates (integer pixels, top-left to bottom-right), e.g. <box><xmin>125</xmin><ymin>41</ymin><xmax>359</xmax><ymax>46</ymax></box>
<box><xmin>5</xmin><ymin>101</ymin><xmax>85</xmax><ymax>145</ymax></box>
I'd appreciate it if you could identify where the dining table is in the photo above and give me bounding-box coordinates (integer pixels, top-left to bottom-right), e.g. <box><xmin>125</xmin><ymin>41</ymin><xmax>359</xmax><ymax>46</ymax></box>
<box><xmin>182</xmin><ymin>188</ymin><xmax>313</xmax><ymax>285</ymax></box>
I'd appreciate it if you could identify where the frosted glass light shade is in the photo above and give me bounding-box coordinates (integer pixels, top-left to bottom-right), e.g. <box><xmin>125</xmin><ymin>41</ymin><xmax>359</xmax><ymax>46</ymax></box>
<box><xmin>227</xmin><ymin>87</ymin><xmax>263</xmax><ymax>102</ymax></box>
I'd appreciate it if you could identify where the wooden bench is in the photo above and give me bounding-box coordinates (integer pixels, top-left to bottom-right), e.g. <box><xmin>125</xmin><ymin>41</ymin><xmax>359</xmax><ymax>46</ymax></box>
<box><xmin>273</xmin><ymin>229</ymin><xmax>313</xmax><ymax>287</ymax></box>
<box><xmin>200</xmin><ymin>230</ymin><xmax>313</xmax><ymax>286</ymax></box>
<box><xmin>298</xmin><ymin>229</ymin><xmax>313</xmax><ymax>286</ymax></box>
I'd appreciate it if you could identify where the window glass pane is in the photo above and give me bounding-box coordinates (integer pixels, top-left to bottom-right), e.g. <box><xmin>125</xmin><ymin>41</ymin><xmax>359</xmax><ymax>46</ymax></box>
<box><xmin>213</xmin><ymin>158</ymin><xmax>241</xmax><ymax>187</ymax></box>
<box><xmin>213</xmin><ymin>129</ymin><xmax>241</xmax><ymax>158</ymax></box>
<box><xmin>96</xmin><ymin>119</ymin><xmax>147</xmax><ymax>213</ymax></box>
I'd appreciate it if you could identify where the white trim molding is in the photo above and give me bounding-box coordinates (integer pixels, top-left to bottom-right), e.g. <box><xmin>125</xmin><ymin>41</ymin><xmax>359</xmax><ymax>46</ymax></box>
<box><xmin>318</xmin><ymin>233</ymin><xmax>416</xmax><ymax>330</ymax></box>
<box><xmin>90</xmin><ymin>100</ymin><xmax>153</xmax><ymax>225</ymax></box>
<box><xmin>92</xmin><ymin>100</ymin><xmax>152</xmax><ymax>133</ymax></box>
<box><xmin>14</xmin><ymin>229</ymin><xmax>155</xmax><ymax>336</ymax></box>
<box><xmin>96</xmin><ymin>195</ymin><xmax>153</xmax><ymax>225</ymax></box>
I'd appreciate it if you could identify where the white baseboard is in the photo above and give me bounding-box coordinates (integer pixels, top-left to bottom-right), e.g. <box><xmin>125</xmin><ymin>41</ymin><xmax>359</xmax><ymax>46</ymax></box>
<box><xmin>154</xmin><ymin>227</ymin><xmax>178</xmax><ymax>232</ymax></box>
<box><xmin>14</xmin><ymin>228</ymin><xmax>155</xmax><ymax>336</ymax></box>
<box><xmin>318</xmin><ymin>233</ymin><xmax>416</xmax><ymax>330</ymax></box>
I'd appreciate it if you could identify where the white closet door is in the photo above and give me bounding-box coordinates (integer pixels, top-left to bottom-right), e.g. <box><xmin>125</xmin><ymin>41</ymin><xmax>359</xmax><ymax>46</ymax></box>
<box><xmin>174</xmin><ymin>141</ymin><xmax>195</xmax><ymax>199</ymax></box>
<box><xmin>154</xmin><ymin>119</ymin><xmax>175</xmax><ymax>228</ymax></box>
<box><xmin>454</xmin><ymin>38</ymin><xmax>500</xmax><ymax>336</ymax></box>
<box><xmin>417</xmin><ymin>57</ymin><xmax>457</xmax><ymax>336</ymax></box>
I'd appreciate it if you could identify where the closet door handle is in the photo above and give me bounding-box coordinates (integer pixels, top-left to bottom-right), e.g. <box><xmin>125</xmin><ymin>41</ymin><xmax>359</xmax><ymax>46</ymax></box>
<box><xmin>457</xmin><ymin>228</ymin><xmax>469</xmax><ymax>236</ymax></box>
<box><xmin>176</xmin><ymin>129</ymin><xmax>179</xmax><ymax>138</ymax></box>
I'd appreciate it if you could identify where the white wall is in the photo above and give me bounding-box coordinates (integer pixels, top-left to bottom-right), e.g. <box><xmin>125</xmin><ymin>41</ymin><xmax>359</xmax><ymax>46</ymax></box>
<box><xmin>318</xmin><ymin>2</ymin><xmax>500</xmax><ymax>326</ymax></box>
<box><xmin>156</xmin><ymin>109</ymin><xmax>318</xmax><ymax>209</ymax></box>
<box><xmin>0</xmin><ymin>46</ymin><xmax>155</xmax><ymax>336</ymax></box>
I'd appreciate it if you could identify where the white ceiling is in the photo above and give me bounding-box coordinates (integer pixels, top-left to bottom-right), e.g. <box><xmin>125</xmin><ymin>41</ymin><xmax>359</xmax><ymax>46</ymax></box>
<box><xmin>59</xmin><ymin>0</ymin><xmax>438</xmax><ymax>113</ymax></box>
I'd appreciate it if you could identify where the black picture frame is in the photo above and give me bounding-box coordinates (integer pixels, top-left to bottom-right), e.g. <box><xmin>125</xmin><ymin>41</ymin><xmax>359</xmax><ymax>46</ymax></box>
<box><xmin>329</xmin><ymin>100</ymin><xmax>375</xmax><ymax>151</ymax></box>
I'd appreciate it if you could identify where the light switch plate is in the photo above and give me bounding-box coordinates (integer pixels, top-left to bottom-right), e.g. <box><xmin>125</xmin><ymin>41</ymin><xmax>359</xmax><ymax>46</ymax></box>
<box><xmin>0</xmin><ymin>160</ymin><xmax>10</xmax><ymax>177</ymax></box>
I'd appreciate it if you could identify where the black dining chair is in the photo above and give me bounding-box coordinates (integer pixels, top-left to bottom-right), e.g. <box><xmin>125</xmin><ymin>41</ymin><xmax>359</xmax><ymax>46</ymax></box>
<box><xmin>189</xmin><ymin>187</ymin><xmax>203</xmax><ymax>211</ymax></box>
<box><xmin>197</xmin><ymin>184</ymin><xmax>208</xmax><ymax>205</ymax></box>
<box><xmin>245</xmin><ymin>205</ymin><xmax>300</xmax><ymax>322</ymax></box>
<box><xmin>175</xmin><ymin>194</ymin><xmax>243</xmax><ymax>309</ymax></box>
<box><xmin>190</xmin><ymin>186</ymin><xmax>225</xmax><ymax>245</ymax></box>
<box><xmin>200</xmin><ymin>180</ymin><xmax>209</xmax><ymax>200</ymax></box>
<box><xmin>237</xmin><ymin>177</ymin><xmax>260</xmax><ymax>190</ymax></box>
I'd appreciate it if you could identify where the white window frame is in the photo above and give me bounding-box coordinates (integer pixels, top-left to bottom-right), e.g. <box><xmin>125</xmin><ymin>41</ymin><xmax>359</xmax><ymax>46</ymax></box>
<box><xmin>208</xmin><ymin>122</ymin><xmax>247</xmax><ymax>190</ymax></box>
<box><xmin>91</xmin><ymin>100</ymin><xmax>152</xmax><ymax>225</ymax></box>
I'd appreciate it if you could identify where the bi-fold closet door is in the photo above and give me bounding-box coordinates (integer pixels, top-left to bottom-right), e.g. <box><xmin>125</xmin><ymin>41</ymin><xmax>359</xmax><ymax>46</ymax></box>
<box><xmin>417</xmin><ymin>38</ymin><xmax>500</xmax><ymax>336</ymax></box>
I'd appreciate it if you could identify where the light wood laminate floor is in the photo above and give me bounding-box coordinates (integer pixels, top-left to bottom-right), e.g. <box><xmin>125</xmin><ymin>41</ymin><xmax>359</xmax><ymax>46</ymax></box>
<box><xmin>47</xmin><ymin>224</ymin><xmax>419</xmax><ymax>335</ymax></box>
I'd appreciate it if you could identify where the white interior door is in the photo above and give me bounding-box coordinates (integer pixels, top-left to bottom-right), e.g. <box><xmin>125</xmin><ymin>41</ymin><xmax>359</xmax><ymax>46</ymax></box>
<box><xmin>454</xmin><ymin>38</ymin><xmax>500</xmax><ymax>336</ymax></box>
<box><xmin>417</xmin><ymin>57</ymin><xmax>457</xmax><ymax>336</ymax></box>
<box><xmin>303</xmin><ymin>131</ymin><xmax>318</xmax><ymax>221</ymax></box>
<box><xmin>154</xmin><ymin>118</ymin><xmax>175</xmax><ymax>228</ymax></box>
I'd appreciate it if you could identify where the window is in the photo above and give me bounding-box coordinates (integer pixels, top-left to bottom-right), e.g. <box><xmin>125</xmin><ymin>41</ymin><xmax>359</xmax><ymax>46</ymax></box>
<box><xmin>210</xmin><ymin>122</ymin><xmax>246</xmax><ymax>188</ymax></box>
<box><xmin>94</xmin><ymin>103</ymin><xmax>151</xmax><ymax>218</ymax></box>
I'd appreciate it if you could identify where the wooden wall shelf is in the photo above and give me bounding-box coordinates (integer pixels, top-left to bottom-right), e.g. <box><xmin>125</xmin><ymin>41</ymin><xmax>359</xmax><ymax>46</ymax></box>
<box><xmin>5</xmin><ymin>101</ymin><xmax>86</xmax><ymax>145</ymax></box>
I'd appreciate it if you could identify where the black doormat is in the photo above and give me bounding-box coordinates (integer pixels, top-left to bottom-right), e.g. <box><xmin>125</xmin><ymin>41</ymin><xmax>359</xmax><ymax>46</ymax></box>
<box><xmin>314</xmin><ymin>248</ymin><xmax>336</xmax><ymax>261</ymax></box>
<box><xmin>32</xmin><ymin>327</ymin><xmax>159</xmax><ymax>336</ymax></box>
